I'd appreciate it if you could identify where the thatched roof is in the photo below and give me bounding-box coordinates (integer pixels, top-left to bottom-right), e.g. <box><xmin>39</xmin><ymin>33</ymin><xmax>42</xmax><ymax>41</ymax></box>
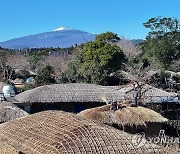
<box><xmin>77</xmin><ymin>103</ymin><xmax>168</xmax><ymax>127</ymax></box>
<box><xmin>0</xmin><ymin>101</ymin><xmax>28</xmax><ymax>123</ymax></box>
<box><xmin>15</xmin><ymin>83</ymin><xmax>126</xmax><ymax>104</ymax></box>
<box><xmin>12</xmin><ymin>78</ymin><xmax>25</xmax><ymax>84</ymax></box>
<box><xmin>0</xmin><ymin>111</ymin><xmax>174</xmax><ymax>153</ymax></box>
<box><xmin>118</xmin><ymin>84</ymin><xmax>179</xmax><ymax>103</ymax></box>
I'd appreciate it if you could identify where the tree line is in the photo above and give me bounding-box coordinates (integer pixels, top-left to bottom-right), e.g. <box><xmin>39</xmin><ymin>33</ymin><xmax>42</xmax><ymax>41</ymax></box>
<box><xmin>0</xmin><ymin>17</ymin><xmax>179</xmax><ymax>91</ymax></box>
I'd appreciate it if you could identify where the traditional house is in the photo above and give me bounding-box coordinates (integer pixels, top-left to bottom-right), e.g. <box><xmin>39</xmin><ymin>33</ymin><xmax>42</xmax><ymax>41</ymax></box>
<box><xmin>12</xmin><ymin>78</ymin><xmax>25</xmax><ymax>88</ymax></box>
<box><xmin>14</xmin><ymin>83</ymin><xmax>126</xmax><ymax>113</ymax></box>
<box><xmin>117</xmin><ymin>84</ymin><xmax>179</xmax><ymax>104</ymax></box>
<box><xmin>0</xmin><ymin>111</ymin><xmax>176</xmax><ymax>153</ymax></box>
<box><xmin>78</xmin><ymin>103</ymin><xmax>168</xmax><ymax>137</ymax></box>
<box><xmin>0</xmin><ymin>101</ymin><xmax>28</xmax><ymax>124</ymax></box>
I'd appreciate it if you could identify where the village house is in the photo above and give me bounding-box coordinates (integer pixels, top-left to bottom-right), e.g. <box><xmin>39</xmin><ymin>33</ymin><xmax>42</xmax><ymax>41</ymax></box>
<box><xmin>78</xmin><ymin>103</ymin><xmax>168</xmax><ymax>138</ymax></box>
<box><xmin>0</xmin><ymin>101</ymin><xmax>28</xmax><ymax>124</ymax></box>
<box><xmin>12</xmin><ymin>78</ymin><xmax>25</xmax><ymax>88</ymax></box>
<box><xmin>14</xmin><ymin>83</ymin><xmax>126</xmax><ymax>113</ymax></box>
<box><xmin>116</xmin><ymin>84</ymin><xmax>179</xmax><ymax>104</ymax></box>
<box><xmin>0</xmin><ymin>111</ymin><xmax>176</xmax><ymax>154</ymax></box>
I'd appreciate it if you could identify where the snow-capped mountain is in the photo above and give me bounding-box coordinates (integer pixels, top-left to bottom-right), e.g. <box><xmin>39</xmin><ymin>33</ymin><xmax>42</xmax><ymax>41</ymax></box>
<box><xmin>53</xmin><ymin>27</ymin><xmax>71</xmax><ymax>31</ymax></box>
<box><xmin>0</xmin><ymin>27</ymin><xmax>96</xmax><ymax>49</ymax></box>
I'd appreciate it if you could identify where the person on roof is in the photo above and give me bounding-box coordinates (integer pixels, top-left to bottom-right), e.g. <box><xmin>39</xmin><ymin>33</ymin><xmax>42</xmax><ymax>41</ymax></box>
<box><xmin>133</xmin><ymin>82</ymin><xmax>139</xmax><ymax>107</ymax></box>
<box><xmin>110</xmin><ymin>100</ymin><xmax>118</xmax><ymax>112</ymax></box>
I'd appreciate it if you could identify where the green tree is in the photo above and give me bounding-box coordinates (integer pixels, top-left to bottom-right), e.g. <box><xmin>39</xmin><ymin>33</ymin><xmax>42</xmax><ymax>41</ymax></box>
<box><xmin>143</xmin><ymin>17</ymin><xmax>179</xmax><ymax>38</ymax></box>
<box><xmin>29</xmin><ymin>49</ymin><xmax>49</xmax><ymax>70</ymax></box>
<box><xmin>143</xmin><ymin>17</ymin><xmax>180</xmax><ymax>68</ymax></box>
<box><xmin>35</xmin><ymin>65</ymin><xmax>56</xmax><ymax>85</ymax></box>
<box><xmin>60</xmin><ymin>32</ymin><xmax>126</xmax><ymax>85</ymax></box>
<box><xmin>95</xmin><ymin>32</ymin><xmax>120</xmax><ymax>43</ymax></box>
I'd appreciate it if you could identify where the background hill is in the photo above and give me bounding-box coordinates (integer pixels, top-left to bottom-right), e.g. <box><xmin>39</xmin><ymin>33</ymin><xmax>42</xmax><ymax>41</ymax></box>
<box><xmin>0</xmin><ymin>27</ymin><xmax>96</xmax><ymax>49</ymax></box>
<box><xmin>131</xmin><ymin>39</ymin><xmax>144</xmax><ymax>45</ymax></box>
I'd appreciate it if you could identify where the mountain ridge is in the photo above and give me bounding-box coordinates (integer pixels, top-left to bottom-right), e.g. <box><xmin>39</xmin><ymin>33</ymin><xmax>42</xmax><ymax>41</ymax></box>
<box><xmin>0</xmin><ymin>28</ymin><xmax>144</xmax><ymax>49</ymax></box>
<box><xmin>0</xmin><ymin>28</ymin><xmax>97</xmax><ymax>49</ymax></box>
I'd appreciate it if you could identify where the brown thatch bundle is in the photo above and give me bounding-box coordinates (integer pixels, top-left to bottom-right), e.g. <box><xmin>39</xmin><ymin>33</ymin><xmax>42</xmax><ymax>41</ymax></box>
<box><xmin>0</xmin><ymin>101</ymin><xmax>28</xmax><ymax>123</ymax></box>
<box><xmin>114</xmin><ymin>106</ymin><xmax>168</xmax><ymax>126</ymax></box>
<box><xmin>0</xmin><ymin>111</ymin><xmax>175</xmax><ymax>153</ymax></box>
<box><xmin>15</xmin><ymin>83</ymin><xmax>126</xmax><ymax>104</ymax></box>
<box><xmin>77</xmin><ymin>104</ymin><xmax>113</xmax><ymax>123</ymax></box>
<box><xmin>13</xmin><ymin>78</ymin><xmax>25</xmax><ymax>84</ymax></box>
<box><xmin>78</xmin><ymin>103</ymin><xmax>168</xmax><ymax>127</ymax></box>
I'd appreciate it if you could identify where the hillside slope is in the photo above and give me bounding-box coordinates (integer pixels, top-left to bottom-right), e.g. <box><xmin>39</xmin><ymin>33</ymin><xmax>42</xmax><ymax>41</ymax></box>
<box><xmin>0</xmin><ymin>27</ymin><xmax>96</xmax><ymax>49</ymax></box>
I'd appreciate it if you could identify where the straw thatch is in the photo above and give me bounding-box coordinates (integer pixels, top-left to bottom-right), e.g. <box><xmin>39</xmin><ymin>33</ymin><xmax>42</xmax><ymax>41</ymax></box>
<box><xmin>12</xmin><ymin>78</ymin><xmax>25</xmax><ymax>84</ymax></box>
<box><xmin>15</xmin><ymin>83</ymin><xmax>126</xmax><ymax>104</ymax></box>
<box><xmin>0</xmin><ymin>101</ymin><xmax>28</xmax><ymax>123</ymax></box>
<box><xmin>77</xmin><ymin>103</ymin><xmax>168</xmax><ymax>127</ymax></box>
<box><xmin>0</xmin><ymin>111</ymin><xmax>175</xmax><ymax>154</ymax></box>
<box><xmin>12</xmin><ymin>78</ymin><xmax>25</xmax><ymax>88</ymax></box>
<box><xmin>118</xmin><ymin>84</ymin><xmax>178</xmax><ymax>103</ymax></box>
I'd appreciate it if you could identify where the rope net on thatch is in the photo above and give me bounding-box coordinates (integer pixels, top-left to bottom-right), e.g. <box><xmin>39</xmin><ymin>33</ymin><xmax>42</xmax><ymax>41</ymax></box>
<box><xmin>77</xmin><ymin>102</ymin><xmax>168</xmax><ymax>127</ymax></box>
<box><xmin>15</xmin><ymin>83</ymin><xmax>126</xmax><ymax>104</ymax></box>
<box><xmin>0</xmin><ymin>101</ymin><xmax>28</xmax><ymax>124</ymax></box>
<box><xmin>0</xmin><ymin>111</ymin><xmax>174</xmax><ymax>154</ymax></box>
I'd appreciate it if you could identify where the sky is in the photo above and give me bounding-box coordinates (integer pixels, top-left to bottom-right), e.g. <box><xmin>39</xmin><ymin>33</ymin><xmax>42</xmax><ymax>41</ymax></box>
<box><xmin>0</xmin><ymin>0</ymin><xmax>180</xmax><ymax>42</ymax></box>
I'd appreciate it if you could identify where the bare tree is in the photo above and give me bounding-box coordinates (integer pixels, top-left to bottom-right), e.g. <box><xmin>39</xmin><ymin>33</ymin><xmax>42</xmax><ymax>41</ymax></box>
<box><xmin>117</xmin><ymin>36</ymin><xmax>142</xmax><ymax>58</ymax></box>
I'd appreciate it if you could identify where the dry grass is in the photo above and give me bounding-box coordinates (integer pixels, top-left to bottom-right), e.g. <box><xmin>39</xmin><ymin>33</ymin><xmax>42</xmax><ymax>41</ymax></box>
<box><xmin>78</xmin><ymin>101</ymin><xmax>168</xmax><ymax>127</ymax></box>
<box><xmin>115</xmin><ymin>106</ymin><xmax>168</xmax><ymax>126</ymax></box>
<box><xmin>0</xmin><ymin>111</ymin><xmax>175</xmax><ymax>154</ymax></box>
<box><xmin>15</xmin><ymin>83</ymin><xmax>126</xmax><ymax>103</ymax></box>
